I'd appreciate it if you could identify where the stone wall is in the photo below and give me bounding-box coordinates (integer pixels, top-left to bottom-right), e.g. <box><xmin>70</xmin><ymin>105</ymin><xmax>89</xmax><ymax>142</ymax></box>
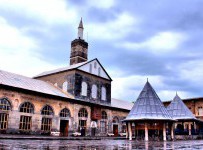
<box><xmin>35</xmin><ymin>69</ymin><xmax>111</xmax><ymax>105</ymax></box>
<box><xmin>0</xmin><ymin>88</ymin><xmax>129</xmax><ymax>136</ymax></box>
<box><xmin>74</xmin><ymin>70</ymin><xmax>111</xmax><ymax>104</ymax></box>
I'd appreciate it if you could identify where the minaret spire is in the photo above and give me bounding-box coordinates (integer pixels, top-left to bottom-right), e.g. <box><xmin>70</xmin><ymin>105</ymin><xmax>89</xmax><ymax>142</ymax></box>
<box><xmin>78</xmin><ymin>18</ymin><xmax>84</xmax><ymax>39</ymax></box>
<box><xmin>70</xmin><ymin>18</ymin><xmax>88</xmax><ymax>65</ymax></box>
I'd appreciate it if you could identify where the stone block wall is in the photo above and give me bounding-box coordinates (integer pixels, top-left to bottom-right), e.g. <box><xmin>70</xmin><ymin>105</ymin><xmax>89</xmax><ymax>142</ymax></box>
<box><xmin>35</xmin><ymin>69</ymin><xmax>111</xmax><ymax>105</ymax></box>
<box><xmin>0</xmin><ymin>88</ymin><xmax>129</xmax><ymax>136</ymax></box>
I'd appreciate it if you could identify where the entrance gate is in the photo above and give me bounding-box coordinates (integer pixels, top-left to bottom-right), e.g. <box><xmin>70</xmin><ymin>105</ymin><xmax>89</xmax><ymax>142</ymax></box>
<box><xmin>60</xmin><ymin>120</ymin><xmax>69</xmax><ymax>136</ymax></box>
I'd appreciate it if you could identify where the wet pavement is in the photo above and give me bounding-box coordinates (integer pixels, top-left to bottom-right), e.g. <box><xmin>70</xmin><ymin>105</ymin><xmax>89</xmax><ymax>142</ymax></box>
<box><xmin>0</xmin><ymin>139</ymin><xmax>203</xmax><ymax>150</ymax></box>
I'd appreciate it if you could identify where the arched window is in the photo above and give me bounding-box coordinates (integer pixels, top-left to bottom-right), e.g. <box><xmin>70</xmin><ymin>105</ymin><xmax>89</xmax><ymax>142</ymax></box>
<box><xmin>41</xmin><ymin>105</ymin><xmax>54</xmax><ymax>132</ymax></box>
<box><xmin>60</xmin><ymin>108</ymin><xmax>70</xmax><ymax>117</ymax></box>
<box><xmin>0</xmin><ymin>98</ymin><xmax>11</xmax><ymax>130</ymax></box>
<box><xmin>113</xmin><ymin>116</ymin><xmax>119</xmax><ymax>123</ymax></box>
<box><xmin>81</xmin><ymin>82</ymin><xmax>87</xmax><ymax>96</ymax></box>
<box><xmin>62</xmin><ymin>81</ymin><xmax>68</xmax><ymax>92</ymax></box>
<box><xmin>91</xmin><ymin>84</ymin><xmax>97</xmax><ymax>99</ymax></box>
<box><xmin>41</xmin><ymin>105</ymin><xmax>54</xmax><ymax>116</ymax></box>
<box><xmin>78</xmin><ymin>108</ymin><xmax>88</xmax><ymax>131</ymax></box>
<box><xmin>78</xmin><ymin>108</ymin><xmax>88</xmax><ymax>118</ymax></box>
<box><xmin>100</xmin><ymin>111</ymin><xmax>107</xmax><ymax>133</ymax></box>
<box><xmin>101</xmin><ymin>87</ymin><xmax>106</xmax><ymax>101</ymax></box>
<box><xmin>0</xmin><ymin>98</ymin><xmax>11</xmax><ymax>111</ymax></box>
<box><xmin>89</xmin><ymin>64</ymin><xmax>92</xmax><ymax>73</ymax></box>
<box><xmin>94</xmin><ymin>62</ymin><xmax>97</xmax><ymax>68</ymax></box>
<box><xmin>19</xmin><ymin>102</ymin><xmax>34</xmax><ymax>131</ymax></box>
<box><xmin>101</xmin><ymin>111</ymin><xmax>107</xmax><ymax>119</ymax></box>
<box><xmin>98</xmin><ymin>67</ymin><xmax>101</xmax><ymax>76</ymax></box>
<box><xmin>19</xmin><ymin>102</ymin><xmax>34</xmax><ymax>113</ymax></box>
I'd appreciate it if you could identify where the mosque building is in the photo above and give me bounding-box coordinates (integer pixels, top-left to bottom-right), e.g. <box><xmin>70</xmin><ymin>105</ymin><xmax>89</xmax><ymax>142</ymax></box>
<box><xmin>0</xmin><ymin>19</ymin><xmax>133</xmax><ymax>136</ymax></box>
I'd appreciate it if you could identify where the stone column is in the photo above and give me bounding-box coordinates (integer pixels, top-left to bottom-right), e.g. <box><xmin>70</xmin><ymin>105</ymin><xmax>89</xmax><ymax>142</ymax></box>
<box><xmin>171</xmin><ymin>123</ymin><xmax>174</xmax><ymax>140</ymax></box>
<box><xmin>128</xmin><ymin>122</ymin><xmax>132</xmax><ymax>140</ymax></box>
<box><xmin>145</xmin><ymin>122</ymin><xmax>148</xmax><ymax>141</ymax></box>
<box><xmin>126</xmin><ymin>122</ymin><xmax>128</xmax><ymax>139</ymax></box>
<box><xmin>194</xmin><ymin>122</ymin><xmax>196</xmax><ymax>134</ymax></box>
<box><xmin>163</xmin><ymin>123</ymin><xmax>166</xmax><ymax>141</ymax></box>
<box><xmin>189</xmin><ymin>123</ymin><xmax>191</xmax><ymax>135</ymax></box>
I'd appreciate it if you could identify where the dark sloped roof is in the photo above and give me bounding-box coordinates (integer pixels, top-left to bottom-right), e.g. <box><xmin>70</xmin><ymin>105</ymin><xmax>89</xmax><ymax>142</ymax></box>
<box><xmin>167</xmin><ymin>94</ymin><xmax>197</xmax><ymax>121</ymax></box>
<box><xmin>125</xmin><ymin>81</ymin><xmax>173</xmax><ymax>121</ymax></box>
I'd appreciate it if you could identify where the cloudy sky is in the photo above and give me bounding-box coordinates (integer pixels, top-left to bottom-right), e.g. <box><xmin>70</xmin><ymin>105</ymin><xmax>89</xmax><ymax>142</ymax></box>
<box><xmin>0</xmin><ymin>0</ymin><xmax>203</xmax><ymax>102</ymax></box>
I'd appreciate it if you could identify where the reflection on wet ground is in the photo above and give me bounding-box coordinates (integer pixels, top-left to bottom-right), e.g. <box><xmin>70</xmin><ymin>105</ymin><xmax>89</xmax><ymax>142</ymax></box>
<box><xmin>0</xmin><ymin>139</ymin><xmax>203</xmax><ymax>150</ymax></box>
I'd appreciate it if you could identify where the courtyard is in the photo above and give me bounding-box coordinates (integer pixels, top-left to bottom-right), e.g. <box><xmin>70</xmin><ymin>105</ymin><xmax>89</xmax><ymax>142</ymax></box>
<box><xmin>0</xmin><ymin>139</ymin><xmax>203</xmax><ymax>150</ymax></box>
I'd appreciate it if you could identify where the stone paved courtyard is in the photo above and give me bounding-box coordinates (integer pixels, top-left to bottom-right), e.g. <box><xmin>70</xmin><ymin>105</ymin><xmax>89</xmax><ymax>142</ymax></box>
<box><xmin>0</xmin><ymin>139</ymin><xmax>203</xmax><ymax>150</ymax></box>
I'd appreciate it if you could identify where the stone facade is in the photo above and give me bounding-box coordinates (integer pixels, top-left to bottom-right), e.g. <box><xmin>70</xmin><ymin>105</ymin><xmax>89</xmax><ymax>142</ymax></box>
<box><xmin>0</xmin><ymin>87</ymin><xmax>129</xmax><ymax>136</ymax></box>
<box><xmin>0</xmin><ymin>19</ymin><xmax>130</xmax><ymax>136</ymax></box>
<box><xmin>35</xmin><ymin>70</ymin><xmax>111</xmax><ymax>105</ymax></box>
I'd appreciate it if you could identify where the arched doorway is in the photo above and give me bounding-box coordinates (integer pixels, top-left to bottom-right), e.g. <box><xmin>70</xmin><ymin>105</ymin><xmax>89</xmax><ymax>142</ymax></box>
<box><xmin>59</xmin><ymin>108</ymin><xmax>70</xmax><ymax>136</ymax></box>
<box><xmin>112</xmin><ymin>116</ymin><xmax>119</xmax><ymax>136</ymax></box>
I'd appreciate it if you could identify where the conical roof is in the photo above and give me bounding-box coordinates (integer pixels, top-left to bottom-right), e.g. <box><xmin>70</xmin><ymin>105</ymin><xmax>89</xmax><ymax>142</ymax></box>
<box><xmin>78</xmin><ymin>18</ymin><xmax>83</xmax><ymax>29</ymax></box>
<box><xmin>167</xmin><ymin>94</ymin><xmax>196</xmax><ymax>121</ymax></box>
<box><xmin>125</xmin><ymin>81</ymin><xmax>173</xmax><ymax>121</ymax></box>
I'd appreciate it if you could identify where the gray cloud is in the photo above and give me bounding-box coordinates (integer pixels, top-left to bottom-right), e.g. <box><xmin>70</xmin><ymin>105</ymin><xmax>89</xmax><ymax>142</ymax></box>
<box><xmin>0</xmin><ymin>0</ymin><xmax>203</xmax><ymax>101</ymax></box>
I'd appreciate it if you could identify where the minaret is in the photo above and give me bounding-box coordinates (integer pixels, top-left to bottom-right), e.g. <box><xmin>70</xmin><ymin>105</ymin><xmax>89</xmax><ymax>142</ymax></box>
<box><xmin>70</xmin><ymin>18</ymin><xmax>88</xmax><ymax>65</ymax></box>
<box><xmin>78</xmin><ymin>18</ymin><xmax>84</xmax><ymax>39</ymax></box>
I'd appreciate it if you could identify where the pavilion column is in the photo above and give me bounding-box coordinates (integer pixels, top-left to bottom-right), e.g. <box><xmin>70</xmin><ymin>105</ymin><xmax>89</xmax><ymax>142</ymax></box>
<box><xmin>194</xmin><ymin>122</ymin><xmax>196</xmax><ymax>134</ymax></box>
<box><xmin>163</xmin><ymin>123</ymin><xmax>166</xmax><ymax>141</ymax></box>
<box><xmin>182</xmin><ymin>122</ymin><xmax>185</xmax><ymax>130</ymax></box>
<box><xmin>189</xmin><ymin>123</ymin><xmax>191</xmax><ymax>135</ymax></box>
<box><xmin>128</xmin><ymin>122</ymin><xmax>132</xmax><ymax>140</ymax></box>
<box><xmin>126</xmin><ymin>122</ymin><xmax>128</xmax><ymax>139</ymax></box>
<box><xmin>171</xmin><ymin>123</ymin><xmax>174</xmax><ymax>140</ymax></box>
<box><xmin>194</xmin><ymin>122</ymin><xmax>196</xmax><ymax>130</ymax></box>
<box><xmin>145</xmin><ymin>122</ymin><xmax>148</xmax><ymax>141</ymax></box>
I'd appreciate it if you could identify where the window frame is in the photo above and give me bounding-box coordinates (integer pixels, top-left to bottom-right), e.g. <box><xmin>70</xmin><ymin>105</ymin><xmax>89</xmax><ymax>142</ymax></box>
<box><xmin>19</xmin><ymin>102</ymin><xmax>34</xmax><ymax>114</ymax></box>
<box><xmin>78</xmin><ymin>108</ymin><xmax>88</xmax><ymax>118</ymax></box>
<box><xmin>101</xmin><ymin>111</ymin><xmax>107</xmax><ymax>120</ymax></box>
<box><xmin>100</xmin><ymin>121</ymin><xmax>107</xmax><ymax>133</ymax></box>
<box><xmin>41</xmin><ymin>105</ymin><xmax>54</xmax><ymax>116</ymax></box>
<box><xmin>60</xmin><ymin>108</ymin><xmax>71</xmax><ymax>118</ymax></box>
<box><xmin>91</xmin><ymin>84</ymin><xmax>97</xmax><ymax>99</ymax></box>
<box><xmin>41</xmin><ymin>117</ymin><xmax>52</xmax><ymax>132</ymax></box>
<box><xmin>89</xmin><ymin>64</ymin><xmax>92</xmax><ymax>73</ymax></box>
<box><xmin>19</xmin><ymin>115</ymin><xmax>32</xmax><ymax>131</ymax></box>
<box><xmin>0</xmin><ymin>113</ymin><xmax>8</xmax><ymax>130</ymax></box>
<box><xmin>0</xmin><ymin>98</ymin><xmax>11</xmax><ymax>111</ymax></box>
<box><xmin>81</xmin><ymin>81</ymin><xmax>88</xmax><ymax>96</ymax></box>
<box><xmin>101</xmin><ymin>87</ymin><xmax>107</xmax><ymax>101</ymax></box>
